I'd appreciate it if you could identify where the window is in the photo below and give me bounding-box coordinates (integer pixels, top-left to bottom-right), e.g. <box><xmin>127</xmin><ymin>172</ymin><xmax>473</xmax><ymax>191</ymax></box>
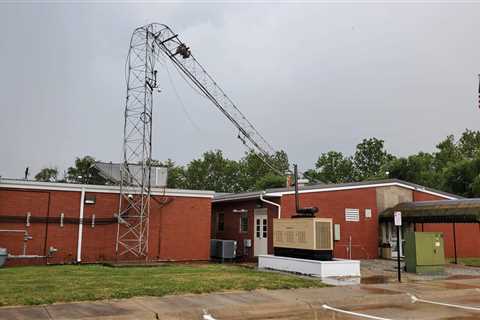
<box><xmin>217</xmin><ymin>212</ymin><xmax>225</xmax><ymax>232</ymax></box>
<box><xmin>239</xmin><ymin>212</ymin><xmax>248</xmax><ymax>233</ymax></box>
<box><xmin>263</xmin><ymin>218</ymin><xmax>267</xmax><ymax>238</ymax></box>
<box><xmin>365</xmin><ymin>208</ymin><xmax>372</xmax><ymax>219</ymax></box>
<box><xmin>256</xmin><ymin>219</ymin><xmax>260</xmax><ymax>238</ymax></box>
<box><xmin>345</xmin><ymin>208</ymin><xmax>360</xmax><ymax>222</ymax></box>
<box><xmin>85</xmin><ymin>194</ymin><xmax>96</xmax><ymax>204</ymax></box>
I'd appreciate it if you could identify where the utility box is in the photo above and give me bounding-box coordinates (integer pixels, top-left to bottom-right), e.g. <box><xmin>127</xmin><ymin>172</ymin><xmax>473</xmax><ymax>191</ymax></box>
<box><xmin>404</xmin><ymin>232</ymin><xmax>445</xmax><ymax>275</ymax></box>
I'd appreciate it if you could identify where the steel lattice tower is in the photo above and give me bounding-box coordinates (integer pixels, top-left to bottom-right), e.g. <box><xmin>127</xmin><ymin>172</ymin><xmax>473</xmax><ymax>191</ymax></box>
<box><xmin>116</xmin><ymin>23</ymin><xmax>280</xmax><ymax>258</ymax></box>
<box><xmin>116</xmin><ymin>24</ymin><xmax>161</xmax><ymax>257</ymax></box>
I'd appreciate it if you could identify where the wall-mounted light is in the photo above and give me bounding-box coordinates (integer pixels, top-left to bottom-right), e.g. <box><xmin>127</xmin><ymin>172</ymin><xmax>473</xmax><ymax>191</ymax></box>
<box><xmin>232</xmin><ymin>209</ymin><xmax>248</xmax><ymax>213</ymax></box>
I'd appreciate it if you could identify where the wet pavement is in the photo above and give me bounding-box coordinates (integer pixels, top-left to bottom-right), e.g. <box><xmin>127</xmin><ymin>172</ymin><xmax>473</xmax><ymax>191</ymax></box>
<box><xmin>3</xmin><ymin>261</ymin><xmax>480</xmax><ymax>319</ymax></box>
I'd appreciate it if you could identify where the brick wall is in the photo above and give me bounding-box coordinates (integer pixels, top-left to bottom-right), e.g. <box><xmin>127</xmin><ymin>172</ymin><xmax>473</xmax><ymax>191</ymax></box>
<box><xmin>212</xmin><ymin>187</ymin><xmax>468</xmax><ymax>261</ymax></box>
<box><xmin>0</xmin><ymin>187</ymin><xmax>212</xmax><ymax>265</ymax></box>
<box><xmin>212</xmin><ymin>188</ymin><xmax>380</xmax><ymax>260</ymax></box>
<box><xmin>212</xmin><ymin>199</ymin><xmax>279</xmax><ymax>259</ymax></box>
<box><xmin>280</xmin><ymin>189</ymin><xmax>379</xmax><ymax>259</ymax></box>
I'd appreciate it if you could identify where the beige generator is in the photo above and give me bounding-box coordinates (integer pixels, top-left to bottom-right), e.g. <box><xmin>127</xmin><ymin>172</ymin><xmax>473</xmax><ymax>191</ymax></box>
<box><xmin>273</xmin><ymin>218</ymin><xmax>334</xmax><ymax>261</ymax></box>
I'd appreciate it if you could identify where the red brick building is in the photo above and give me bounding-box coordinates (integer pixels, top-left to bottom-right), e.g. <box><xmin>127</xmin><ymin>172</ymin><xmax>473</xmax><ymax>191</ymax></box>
<box><xmin>0</xmin><ymin>179</ymin><xmax>214</xmax><ymax>266</ymax></box>
<box><xmin>212</xmin><ymin>179</ymin><xmax>462</xmax><ymax>260</ymax></box>
<box><xmin>2</xmin><ymin>177</ymin><xmax>475</xmax><ymax>266</ymax></box>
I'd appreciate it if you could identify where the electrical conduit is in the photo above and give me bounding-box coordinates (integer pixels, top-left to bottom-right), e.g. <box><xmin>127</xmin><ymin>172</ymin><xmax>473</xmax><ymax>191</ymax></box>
<box><xmin>260</xmin><ymin>192</ymin><xmax>281</xmax><ymax>219</ymax></box>
<box><xmin>77</xmin><ymin>186</ymin><xmax>85</xmax><ymax>263</ymax></box>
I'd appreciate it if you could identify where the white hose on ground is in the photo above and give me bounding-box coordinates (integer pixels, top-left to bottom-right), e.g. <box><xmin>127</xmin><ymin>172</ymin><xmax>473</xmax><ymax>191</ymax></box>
<box><xmin>408</xmin><ymin>293</ymin><xmax>480</xmax><ymax>311</ymax></box>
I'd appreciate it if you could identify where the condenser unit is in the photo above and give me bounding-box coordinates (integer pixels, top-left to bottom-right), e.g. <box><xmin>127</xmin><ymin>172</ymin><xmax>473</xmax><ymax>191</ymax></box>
<box><xmin>210</xmin><ymin>239</ymin><xmax>237</xmax><ymax>260</ymax></box>
<box><xmin>273</xmin><ymin>218</ymin><xmax>333</xmax><ymax>260</ymax></box>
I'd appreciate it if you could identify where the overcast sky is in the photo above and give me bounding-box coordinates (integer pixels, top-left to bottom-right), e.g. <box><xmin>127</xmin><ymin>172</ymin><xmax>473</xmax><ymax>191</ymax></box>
<box><xmin>1</xmin><ymin>2</ymin><xmax>479</xmax><ymax>179</ymax></box>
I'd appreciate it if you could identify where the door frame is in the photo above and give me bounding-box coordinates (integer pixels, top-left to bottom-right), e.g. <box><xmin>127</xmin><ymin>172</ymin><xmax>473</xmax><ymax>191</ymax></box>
<box><xmin>253</xmin><ymin>208</ymin><xmax>268</xmax><ymax>256</ymax></box>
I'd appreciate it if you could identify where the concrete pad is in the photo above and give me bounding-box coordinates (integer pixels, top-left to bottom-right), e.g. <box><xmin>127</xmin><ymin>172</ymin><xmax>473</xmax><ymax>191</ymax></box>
<box><xmin>45</xmin><ymin>299</ymin><xmax>151</xmax><ymax>320</ymax></box>
<box><xmin>0</xmin><ymin>306</ymin><xmax>51</xmax><ymax>320</ymax></box>
<box><xmin>259</xmin><ymin>255</ymin><xmax>361</xmax><ymax>278</ymax></box>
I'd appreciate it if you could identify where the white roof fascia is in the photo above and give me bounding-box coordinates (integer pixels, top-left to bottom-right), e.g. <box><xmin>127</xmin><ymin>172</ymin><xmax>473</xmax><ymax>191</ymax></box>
<box><xmin>265</xmin><ymin>182</ymin><xmax>457</xmax><ymax>200</ymax></box>
<box><xmin>0</xmin><ymin>179</ymin><xmax>214</xmax><ymax>198</ymax></box>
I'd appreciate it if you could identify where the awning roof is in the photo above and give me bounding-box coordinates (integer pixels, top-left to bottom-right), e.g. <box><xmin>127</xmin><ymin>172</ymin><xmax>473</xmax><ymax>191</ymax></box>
<box><xmin>379</xmin><ymin>199</ymin><xmax>480</xmax><ymax>223</ymax></box>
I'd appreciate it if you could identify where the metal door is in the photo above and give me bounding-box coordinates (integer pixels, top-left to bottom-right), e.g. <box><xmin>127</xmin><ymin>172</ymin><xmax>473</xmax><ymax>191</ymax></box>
<box><xmin>254</xmin><ymin>208</ymin><xmax>268</xmax><ymax>256</ymax></box>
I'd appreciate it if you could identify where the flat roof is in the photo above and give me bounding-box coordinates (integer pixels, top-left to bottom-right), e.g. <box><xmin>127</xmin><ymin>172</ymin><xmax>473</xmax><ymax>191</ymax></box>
<box><xmin>380</xmin><ymin>199</ymin><xmax>480</xmax><ymax>223</ymax></box>
<box><xmin>213</xmin><ymin>179</ymin><xmax>461</xmax><ymax>203</ymax></box>
<box><xmin>0</xmin><ymin>178</ymin><xmax>215</xmax><ymax>198</ymax></box>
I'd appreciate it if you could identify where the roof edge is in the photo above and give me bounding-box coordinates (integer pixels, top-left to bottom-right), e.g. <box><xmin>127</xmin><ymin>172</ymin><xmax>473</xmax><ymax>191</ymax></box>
<box><xmin>0</xmin><ymin>178</ymin><xmax>215</xmax><ymax>198</ymax></box>
<box><xmin>265</xmin><ymin>179</ymin><xmax>460</xmax><ymax>200</ymax></box>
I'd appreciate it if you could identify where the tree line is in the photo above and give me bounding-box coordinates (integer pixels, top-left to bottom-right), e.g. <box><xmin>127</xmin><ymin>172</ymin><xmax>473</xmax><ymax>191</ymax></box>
<box><xmin>34</xmin><ymin>128</ymin><xmax>480</xmax><ymax>197</ymax></box>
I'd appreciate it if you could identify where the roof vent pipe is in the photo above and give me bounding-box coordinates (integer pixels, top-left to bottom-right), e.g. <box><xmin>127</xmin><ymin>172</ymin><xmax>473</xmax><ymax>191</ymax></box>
<box><xmin>260</xmin><ymin>192</ymin><xmax>281</xmax><ymax>219</ymax></box>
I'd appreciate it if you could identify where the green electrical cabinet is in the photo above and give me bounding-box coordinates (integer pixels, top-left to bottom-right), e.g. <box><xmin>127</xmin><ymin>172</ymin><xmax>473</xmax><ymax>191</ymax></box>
<box><xmin>404</xmin><ymin>232</ymin><xmax>445</xmax><ymax>275</ymax></box>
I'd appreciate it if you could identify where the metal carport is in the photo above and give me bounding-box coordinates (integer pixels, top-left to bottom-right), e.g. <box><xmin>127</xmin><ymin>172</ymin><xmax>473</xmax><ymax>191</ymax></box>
<box><xmin>380</xmin><ymin>199</ymin><xmax>480</xmax><ymax>264</ymax></box>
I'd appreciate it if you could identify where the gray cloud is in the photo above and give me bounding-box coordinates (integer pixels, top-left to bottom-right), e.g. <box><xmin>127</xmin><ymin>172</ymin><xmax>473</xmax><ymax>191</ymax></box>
<box><xmin>1</xmin><ymin>2</ymin><xmax>479</xmax><ymax>179</ymax></box>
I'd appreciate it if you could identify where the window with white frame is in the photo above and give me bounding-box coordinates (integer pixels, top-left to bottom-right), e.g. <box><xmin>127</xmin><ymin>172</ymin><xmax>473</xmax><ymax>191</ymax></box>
<box><xmin>345</xmin><ymin>208</ymin><xmax>360</xmax><ymax>222</ymax></box>
<box><xmin>239</xmin><ymin>212</ymin><xmax>248</xmax><ymax>233</ymax></box>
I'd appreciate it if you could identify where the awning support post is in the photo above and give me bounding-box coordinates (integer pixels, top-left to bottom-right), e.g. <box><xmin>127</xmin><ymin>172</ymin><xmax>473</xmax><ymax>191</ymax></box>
<box><xmin>453</xmin><ymin>222</ymin><xmax>457</xmax><ymax>264</ymax></box>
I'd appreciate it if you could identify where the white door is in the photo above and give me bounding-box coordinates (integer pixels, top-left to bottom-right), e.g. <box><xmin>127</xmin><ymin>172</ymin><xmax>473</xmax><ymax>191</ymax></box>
<box><xmin>254</xmin><ymin>209</ymin><xmax>268</xmax><ymax>256</ymax></box>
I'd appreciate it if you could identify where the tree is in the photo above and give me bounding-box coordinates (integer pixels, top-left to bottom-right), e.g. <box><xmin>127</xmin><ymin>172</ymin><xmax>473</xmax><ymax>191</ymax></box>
<box><xmin>434</xmin><ymin>135</ymin><xmax>461</xmax><ymax>170</ymax></box>
<box><xmin>441</xmin><ymin>158</ymin><xmax>480</xmax><ymax>197</ymax></box>
<box><xmin>353</xmin><ymin>138</ymin><xmax>393</xmax><ymax>180</ymax></box>
<box><xmin>458</xmin><ymin>129</ymin><xmax>480</xmax><ymax>159</ymax></box>
<box><xmin>66</xmin><ymin>156</ymin><xmax>107</xmax><ymax>185</ymax></box>
<box><xmin>34</xmin><ymin>167</ymin><xmax>58</xmax><ymax>182</ymax></box>
<box><xmin>157</xmin><ymin>159</ymin><xmax>186</xmax><ymax>189</ymax></box>
<box><xmin>255</xmin><ymin>173</ymin><xmax>286</xmax><ymax>190</ymax></box>
<box><xmin>386</xmin><ymin>152</ymin><xmax>440</xmax><ymax>188</ymax></box>
<box><xmin>182</xmin><ymin>150</ymin><xmax>242</xmax><ymax>193</ymax></box>
<box><xmin>238</xmin><ymin>150</ymin><xmax>289</xmax><ymax>191</ymax></box>
<box><xmin>310</xmin><ymin>151</ymin><xmax>354</xmax><ymax>183</ymax></box>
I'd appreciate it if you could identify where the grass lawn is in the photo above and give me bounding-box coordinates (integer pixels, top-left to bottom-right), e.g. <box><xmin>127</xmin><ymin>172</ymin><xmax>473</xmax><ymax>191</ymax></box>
<box><xmin>448</xmin><ymin>257</ymin><xmax>480</xmax><ymax>267</ymax></box>
<box><xmin>0</xmin><ymin>263</ymin><xmax>326</xmax><ymax>306</ymax></box>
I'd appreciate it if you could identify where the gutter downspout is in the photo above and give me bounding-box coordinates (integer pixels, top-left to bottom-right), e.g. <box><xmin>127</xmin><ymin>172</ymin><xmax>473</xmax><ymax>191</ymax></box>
<box><xmin>260</xmin><ymin>192</ymin><xmax>281</xmax><ymax>219</ymax></box>
<box><xmin>77</xmin><ymin>186</ymin><xmax>85</xmax><ymax>263</ymax></box>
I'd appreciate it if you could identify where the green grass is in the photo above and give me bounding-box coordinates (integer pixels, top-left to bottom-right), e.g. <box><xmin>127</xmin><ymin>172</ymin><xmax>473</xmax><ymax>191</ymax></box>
<box><xmin>448</xmin><ymin>257</ymin><xmax>480</xmax><ymax>267</ymax></box>
<box><xmin>0</xmin><ymin>263</ymin><xmax>326</xmax><ymax>306</ymax></box>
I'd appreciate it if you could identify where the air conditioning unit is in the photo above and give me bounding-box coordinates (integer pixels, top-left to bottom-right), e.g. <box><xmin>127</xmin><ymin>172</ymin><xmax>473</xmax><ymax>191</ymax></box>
<box><xmin>210</xmin><ymin>239</ymin><xmax>237</xmax><ymax>260</ymax></box>
<box><xmin>273</xmin><ymin>218</ymin><xmax>333</xmax><ymax>260</ymax></box>
<box><xmin>210</xmin><ymin>239</ymin><xmax>219</xmax><ymax>258</ymax></box>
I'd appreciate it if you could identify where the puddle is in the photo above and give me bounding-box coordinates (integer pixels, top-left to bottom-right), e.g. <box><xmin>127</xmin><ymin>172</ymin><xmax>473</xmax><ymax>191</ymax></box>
<box><xmin>321</xmin><ymin>277</ymin><xmax>360</xmax><ymax>286</ymax></box>
<box><xmin>446</xmin><ymin>275</ymin><xmax>480</xmax><ymax>280</ymax></box>
<box><xmin>361</xmin><ymin>275</ymin><xmax>391</xmax><ymax>284</ymax></box>
<box><xmin>360</xmin><ymin>287</ymin><xmax>400</xmax><ymax>295</ymax></box>
<box><xmin>435</xmin><ymin>282</ymin><xmax>479</xmax><ymax>290</ymax></box>
<box><xmin>440</xmin><ymin>317</ymin><xmax>480</xmax><ymax>320</ymax></box>
<box><xmin>351</xmin><ymin>303</ymin><xmax>412</xmax><ymax>311</ymax></box>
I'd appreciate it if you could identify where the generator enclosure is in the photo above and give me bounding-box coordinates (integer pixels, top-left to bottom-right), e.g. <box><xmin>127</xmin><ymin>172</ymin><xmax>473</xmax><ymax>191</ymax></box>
<box><xmin>273</xmin><ymin>218</ymin><xmax>333</xmax><ymax>261</ymax></box>
<box><xmin>404</xmin><ymin>231</ymin><xmax>445</xmax><ymax>275</ymax></box>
